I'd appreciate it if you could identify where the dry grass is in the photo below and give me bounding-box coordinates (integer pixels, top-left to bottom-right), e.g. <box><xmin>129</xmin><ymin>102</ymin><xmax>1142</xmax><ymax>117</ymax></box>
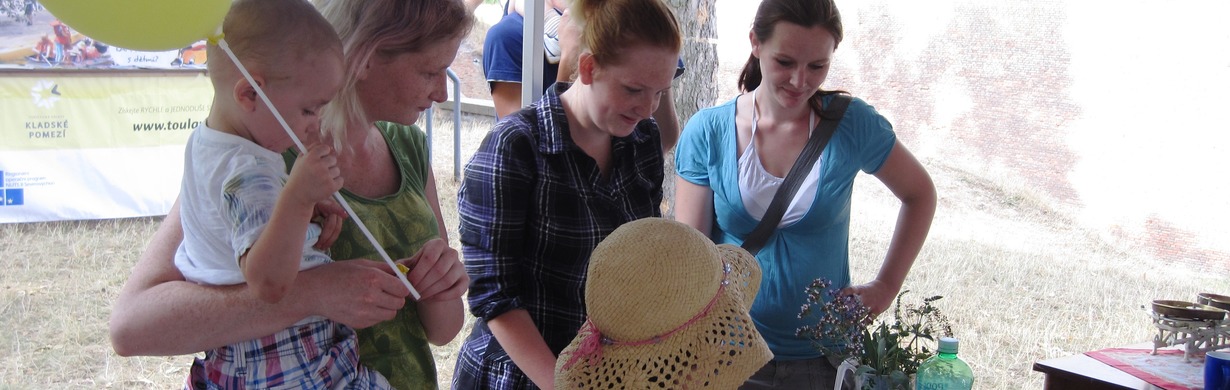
<box><xmin>0</xmin><ymin>217</ymin><xmax>181</xmax><ymax>389</ymax></box>
<box><xmin>847</xmin><ymin>158</ymin><xmax>1230</xmax><ymax>388</ymax></box>
<box><xmin>3</xmin><ymin>108</ymin><xmax>1227</xmax><ymax>389</ymax></box>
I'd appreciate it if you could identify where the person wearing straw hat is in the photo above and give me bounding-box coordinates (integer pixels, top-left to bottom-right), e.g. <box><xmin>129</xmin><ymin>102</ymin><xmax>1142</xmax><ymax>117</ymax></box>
<box><xmin>452</xmin><ymin>0</ymin><xmax>683</xmax><ymax>388</ymax></box>
<box><xmin>168</xmin><ymin>0</ymin><xmax>392</xmax><ymax>387</ymax></box>
<box><xmin>555</xmin><ymin>218</ymin><xmax>773</xmax><ymax>389</ymax></box>
<box><xmin>109</xmin><ymin>1</ymin><xmax>474</xmax><ymax>388</ymax></box>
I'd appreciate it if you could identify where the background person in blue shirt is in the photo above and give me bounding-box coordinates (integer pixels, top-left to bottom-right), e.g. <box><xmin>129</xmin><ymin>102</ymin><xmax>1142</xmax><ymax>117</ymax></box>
<box><xmin>453</xmin><ymin>0</ymin><xmax>684</xmax><ymax>388</ymax></box>
<box><xmin>482</xmin><ymin>0</ymin><xmax>569</xmax><ymax>118</ymax></box>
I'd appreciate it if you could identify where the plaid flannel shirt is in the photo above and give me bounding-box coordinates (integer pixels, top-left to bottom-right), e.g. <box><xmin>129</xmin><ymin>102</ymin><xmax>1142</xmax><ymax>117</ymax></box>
<box><xmin>453</xmin><ymin>82</ymin><xmax>664</xmax><ymax>389</ymax></box>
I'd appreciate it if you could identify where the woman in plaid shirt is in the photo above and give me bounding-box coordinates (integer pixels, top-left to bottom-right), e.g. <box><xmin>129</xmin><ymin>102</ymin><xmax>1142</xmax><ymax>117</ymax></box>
<box><xmin>452</xmin><ymin>0</ymin><xmax>683</xmax><ymax>388</ymax></box>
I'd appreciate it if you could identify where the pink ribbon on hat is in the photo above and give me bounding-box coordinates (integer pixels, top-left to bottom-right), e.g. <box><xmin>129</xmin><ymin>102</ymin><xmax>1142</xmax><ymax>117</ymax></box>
<box><xmin>562</xmin><ymin>261</ymin><xmax>732</xmax><ymax>370</ymax></box>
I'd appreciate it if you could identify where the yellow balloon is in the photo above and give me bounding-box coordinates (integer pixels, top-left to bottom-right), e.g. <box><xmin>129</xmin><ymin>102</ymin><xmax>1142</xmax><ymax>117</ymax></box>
<box><xmin>40</xmin><ymin>0</ymin><xmax>230</xmax><ymax>52</ymax></box>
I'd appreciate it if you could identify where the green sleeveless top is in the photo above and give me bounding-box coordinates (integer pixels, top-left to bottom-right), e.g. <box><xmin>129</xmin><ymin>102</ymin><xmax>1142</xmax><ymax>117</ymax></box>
<box><xmin>286</xmin><ymin>121</ymin><xmax>439</xmax><ymax>390</ymax></box>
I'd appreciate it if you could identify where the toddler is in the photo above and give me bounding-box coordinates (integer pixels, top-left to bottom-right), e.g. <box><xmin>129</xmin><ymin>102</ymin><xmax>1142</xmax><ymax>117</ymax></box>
<box><xmin>173</xmin><ymin>0</ymin><xmax>390</xmax><ymax>388</ymax></box>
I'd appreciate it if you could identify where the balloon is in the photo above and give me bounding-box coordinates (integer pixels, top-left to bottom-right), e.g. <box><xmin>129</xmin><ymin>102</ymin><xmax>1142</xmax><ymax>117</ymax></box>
<box><xmin>39</xmin><ymin>0</ymin><xmax>230</xmax><ymax>52</ymax></box>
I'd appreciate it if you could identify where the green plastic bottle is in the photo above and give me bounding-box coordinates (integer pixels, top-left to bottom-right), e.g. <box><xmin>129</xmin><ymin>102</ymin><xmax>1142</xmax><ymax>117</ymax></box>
<box><xmin>915</xmin><ymin>337</ymin><xmax>974</xmax><ymax>390</ymax></box>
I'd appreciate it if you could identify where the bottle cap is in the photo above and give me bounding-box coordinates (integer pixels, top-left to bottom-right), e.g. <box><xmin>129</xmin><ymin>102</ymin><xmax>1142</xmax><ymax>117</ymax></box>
<box><xmin>938</xmin><ymin>337</ymin><xmax>959</xmax><ymax>354</ymax></box>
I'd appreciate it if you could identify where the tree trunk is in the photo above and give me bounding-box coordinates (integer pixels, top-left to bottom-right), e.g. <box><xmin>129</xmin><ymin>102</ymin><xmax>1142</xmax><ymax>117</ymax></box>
<box><xmin>664</xmin><ymin>0</ymin><xmax>718</xmax><ymax>218</ymax></box>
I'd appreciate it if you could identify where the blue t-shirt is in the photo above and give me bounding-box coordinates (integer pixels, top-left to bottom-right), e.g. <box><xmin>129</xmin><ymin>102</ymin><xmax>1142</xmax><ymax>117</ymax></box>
<box><xmin>482</xmin><ymin>11</ymin><xmax>686</xmax><ymax>92</ymax></box>
<box><xmin>483</xmin><ymin>12</ymin><xmax>560</xmax><ymax>93</ymax></box>
<box><xmin>675</xmin><ymin>94</ymin><xmax>896</xmax><ymax>360</ymax></box>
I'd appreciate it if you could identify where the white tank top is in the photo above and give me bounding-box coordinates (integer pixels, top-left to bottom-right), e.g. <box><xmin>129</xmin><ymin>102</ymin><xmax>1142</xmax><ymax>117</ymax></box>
<box><xmin>737</xmin><ymin>91</ymin><xmax>821</xmax><ymax>227</ymax></box>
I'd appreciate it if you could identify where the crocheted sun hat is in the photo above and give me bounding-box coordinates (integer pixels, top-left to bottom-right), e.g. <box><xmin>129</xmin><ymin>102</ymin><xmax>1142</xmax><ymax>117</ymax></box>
<box><xmin>555</xmin><ymin>218</ymin><xmax>772</xmax><ymax>389</ymax></box>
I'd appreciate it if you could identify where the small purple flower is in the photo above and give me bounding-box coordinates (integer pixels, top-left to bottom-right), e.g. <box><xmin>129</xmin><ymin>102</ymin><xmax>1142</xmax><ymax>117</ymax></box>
<box><xmin>798</xmin><ymin>282</ymin><xmax>955</xmax><ymax>380</ymax></box>
<box><xmin>795</xmin><ymin>277</ymin><xmax>870</xmax><ymax>359</ymax></box>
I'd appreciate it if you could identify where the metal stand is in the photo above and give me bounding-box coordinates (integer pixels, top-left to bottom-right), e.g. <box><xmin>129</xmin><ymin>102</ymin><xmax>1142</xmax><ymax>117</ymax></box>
<box><xmin>1149</xmin><ymin>311</ymin><xmax>1230</xmax><ymax>362</ymax></box>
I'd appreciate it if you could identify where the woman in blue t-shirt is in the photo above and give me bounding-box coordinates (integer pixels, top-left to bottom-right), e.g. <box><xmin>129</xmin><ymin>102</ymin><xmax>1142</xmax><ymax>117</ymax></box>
<box><xmin>673</xmin><ymin>0</ymin><xmax>937</xmax><ymax>388</ymax></box>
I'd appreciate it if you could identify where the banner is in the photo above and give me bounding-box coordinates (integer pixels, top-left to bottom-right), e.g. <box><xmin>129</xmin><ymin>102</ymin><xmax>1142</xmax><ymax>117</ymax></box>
<box><xmin>0</xmin><ymin>2</ymin><xmax>208</xmax><ymax>70</ymax></box>
<box><xmin>0</xmin><ymin>73</ymin><xmax>212</xmax><ymax>223</ymax></box>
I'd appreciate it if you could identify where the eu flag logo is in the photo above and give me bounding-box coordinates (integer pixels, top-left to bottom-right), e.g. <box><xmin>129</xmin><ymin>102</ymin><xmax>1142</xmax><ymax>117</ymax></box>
<box><xmin>4</xmin><ymin>189</ymin><xmax>22</xmax><ymax>206</ymax></box>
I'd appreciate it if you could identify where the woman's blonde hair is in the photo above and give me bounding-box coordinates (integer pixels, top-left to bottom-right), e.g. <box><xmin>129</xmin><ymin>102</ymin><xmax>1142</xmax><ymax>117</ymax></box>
<box><xmin>570</xmin><ymin>0</ymin><xmax>681</xmax><ymax>67</ymax></box>
<box><xmin>313</xmin><ymin>0</ymin><xmax>473</xmax><ymax>148</ymax></box>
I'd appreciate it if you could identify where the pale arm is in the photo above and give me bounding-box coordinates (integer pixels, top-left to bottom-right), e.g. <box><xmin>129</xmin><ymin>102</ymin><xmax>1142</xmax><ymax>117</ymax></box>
<box><xmin>424</xmin><ymin>168</ymin><xmax>450</xmax><ymax>244</ymax></box>
<box><xmin>241</xmin><ymin>187</ymin><xmax>316</xmax><ymax>303</ymax></box>
<box><xmin>655</xmin><ymin>89</ymin><xmax>680</xmax><ymax>154</ymax></box>
<box><xmin>412</xmin><ymin>169</ymin><xmax>467</xmax><ymax>346</ymax></box>
<box><xmin>242</xmin><ymin>144</ymin><xmax>343</xmax><ymax>303</ymax></box>
<box><xmin>109</xmin><ymin>201</ymin><xmax>410</xmax><ymax>356</ymax></box>
<box><xmin>673</xmin><ymin>177</ymin><xmax>715</xmax><ymax>238</ymax></box>
<box><xmin>843</xmin><ymin>142</ymin><xmax>937</xmax><ymax>315</ymax></box>
<box><xmin>488</xmin><ymin>309</ymin><xmax>557</xmax><ymax>389</ymax></box>
<box><xmin>554</xmin><ymin>7</ymin><xmax>579</xmax><ymax>84</ymax></box>
<box><xmin>555</xmin><ymin>52</ymin><xmax>576</xmax><ymax>85</ymax></box>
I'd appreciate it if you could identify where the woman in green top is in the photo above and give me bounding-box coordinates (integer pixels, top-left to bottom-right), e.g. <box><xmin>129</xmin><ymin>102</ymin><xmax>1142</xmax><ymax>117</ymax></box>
<box><xmin>108</xmin><ymin>0</ymin><xmax>474</xmax><ymax>388</ymax></box>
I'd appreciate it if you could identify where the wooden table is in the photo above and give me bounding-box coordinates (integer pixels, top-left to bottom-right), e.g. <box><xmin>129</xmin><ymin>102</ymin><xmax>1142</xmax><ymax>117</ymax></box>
<box><xmin>1032</xmin><ymin>352</ymin><xmax>1163</xmax><ymax>389</ymax></box>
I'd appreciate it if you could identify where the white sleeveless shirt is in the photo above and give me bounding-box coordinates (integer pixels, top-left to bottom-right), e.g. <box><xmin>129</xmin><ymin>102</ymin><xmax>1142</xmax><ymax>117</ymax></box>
<box><xmin>737</xmin><ymin>92</ymin><xmax>821</xmax><ymax>227</ymax></box>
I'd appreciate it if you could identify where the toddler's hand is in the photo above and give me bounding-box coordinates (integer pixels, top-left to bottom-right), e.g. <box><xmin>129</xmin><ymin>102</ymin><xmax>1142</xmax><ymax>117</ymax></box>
<box><xmin>286</xmin><ymin>144</ymin><xmax>343</xmax><ymax>208</ymax></box>
<box><xmin>311</xmin><ymin>199</ymin><xmax>347</xmax><ymax>250</ymax></box>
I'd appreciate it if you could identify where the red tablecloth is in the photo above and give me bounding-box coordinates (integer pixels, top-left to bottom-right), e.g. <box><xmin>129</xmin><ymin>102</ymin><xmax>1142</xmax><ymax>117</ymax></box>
<box><xmin>1084</xmin><ymin>348</ymin><xmax>1203</xmax><ymax>390</ymax></box>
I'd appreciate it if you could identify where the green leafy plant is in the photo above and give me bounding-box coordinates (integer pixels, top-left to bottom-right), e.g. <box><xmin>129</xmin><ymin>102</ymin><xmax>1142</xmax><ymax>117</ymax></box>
<box><xmin>797</xmin><ymin>279</ymin><xmax>953</xmax><ymax>389</ymax></box>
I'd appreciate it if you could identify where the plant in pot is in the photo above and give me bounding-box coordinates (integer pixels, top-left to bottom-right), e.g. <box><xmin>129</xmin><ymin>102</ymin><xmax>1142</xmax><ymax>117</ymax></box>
<box><xmin>797</xmin><ymin>278</ymin><xmax>953</xmax><ymax>390</ymax></box>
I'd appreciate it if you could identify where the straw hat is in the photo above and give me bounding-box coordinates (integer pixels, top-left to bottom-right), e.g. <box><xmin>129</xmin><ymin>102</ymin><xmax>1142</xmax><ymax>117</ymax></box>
<box><xmin>555</xmin><ymin>218</ymin><xmax>772</xmax><ymax>389</ymax></box>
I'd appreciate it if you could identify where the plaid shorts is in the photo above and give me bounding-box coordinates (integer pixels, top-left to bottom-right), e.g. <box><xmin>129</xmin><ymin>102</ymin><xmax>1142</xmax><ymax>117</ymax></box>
<box><xmin>186</xmin><ymin>318</ymin><xmax>391</xmax><ymax>389</ymax></box>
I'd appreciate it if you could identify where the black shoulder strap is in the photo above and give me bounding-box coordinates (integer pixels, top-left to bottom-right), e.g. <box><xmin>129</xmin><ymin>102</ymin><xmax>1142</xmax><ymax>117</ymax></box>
<box><xmin>741</xmin><ymin>94</ymin><xmax>852</xmax><ymax>255</ymax></box>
